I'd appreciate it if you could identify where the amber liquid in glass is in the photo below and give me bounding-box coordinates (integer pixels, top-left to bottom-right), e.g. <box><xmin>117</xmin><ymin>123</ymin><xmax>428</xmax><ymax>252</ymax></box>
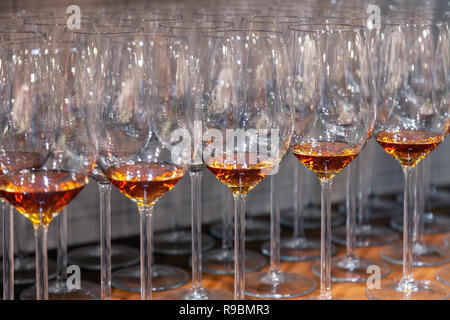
<box><xmin>105</xmin><ymin>162</ymin><xmax>184</xmax><ymax>206</ymax></box>
<box><xmin>292</xmin><ymin>141</ymin><xmax>359</xmax><ymax>179</ymax></box>
<box><xmin>376</xmin><ymin>130</ymin><xmax>442</xmax><ymax>167</ymax></box>
<box><xmin>0</xmin><ymin>170</ymin><xmax>87</xmax><ymax>226</ymax></box>
<box><xmin>206</xmin><ymin>153</ymin><xmax>275</xmax><ymax>194</ymax></box>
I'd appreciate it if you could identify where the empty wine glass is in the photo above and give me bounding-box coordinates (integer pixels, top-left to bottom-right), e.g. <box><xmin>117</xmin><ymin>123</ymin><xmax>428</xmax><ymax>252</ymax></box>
<box><xmin>367</xmin><ymin>20</ymin><xmax>449</xmax><ymax>300</ymax></box>
<box><xmin>289</xmin><ymin>23</ymin><xmax>375</xmax><ymax>299</ymax></box>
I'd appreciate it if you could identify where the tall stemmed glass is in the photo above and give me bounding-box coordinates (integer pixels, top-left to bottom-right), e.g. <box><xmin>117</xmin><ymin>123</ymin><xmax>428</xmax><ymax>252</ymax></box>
<box><xmin>321</xmin><ymin>16</ymin><xmax>401</xmax><ymax>248</ymax></box>
<box><xmin>0</xmin><ymin>30</ymin><xmax>45</xmax><ymax>300</ymax></box>
<box><xmin>367</xmin><ymin>21</ymin><xmax>449</xmax><ymax>300</ymax></box>
<box><xmin>62</xmin><ymin>21</ymin><xmax>140</xmax><ymax>281</ymax></box>
<box><xmin>17</xmin><ymin>18</ymin><xmax>101</xmax><ymax>301</ymax></box>
<box><xmin>242</xmin><ymin>15</ymin><xmax>325</xmax><ymax>263</ymax></box>
<box><xmin>152</xmin><ymin>21</ymin><xmax>236</xmax><ymax>259</ymax></box>
<box><xmin>0</xmin><ymin>35</ymin><xmax>96</xmax><ymax>300</ymax></box>
<box><xmin>289</xmin><ymin>24</ymin><xmax>375</xmax><ymax>299</ymax></box>
<box><xmin>201</xmin><ymin>29</ymin><xmax>295</xmax><ymax>300</ymax></box>
<box><xmin>156</xmin><ymin>21</ymin><xmax>238</xmax><ymax>301</ymax></box>
<box><xmin>91</xmin><ymin>26</ymin><xmax>189</xmax><ymax>296</ymax></box>
<box><xmin>96</xmin><ymin>31</ymin><xmax>188</xmax><ymax>300</ymax></box>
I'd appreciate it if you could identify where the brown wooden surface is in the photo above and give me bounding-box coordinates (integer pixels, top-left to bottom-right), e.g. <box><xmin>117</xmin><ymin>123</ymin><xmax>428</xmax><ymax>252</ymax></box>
<box><xmin>110</xmin><ymin>225</ymin><xmax>450</xmax><ymax>300</ymax></box>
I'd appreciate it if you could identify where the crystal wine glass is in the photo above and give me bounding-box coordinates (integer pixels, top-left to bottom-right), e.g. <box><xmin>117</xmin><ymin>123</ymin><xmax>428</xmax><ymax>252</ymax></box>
<box><xmin>95</xmin><ymin>31</ymin><xmax>189</xmax><ymax>300</ymax></box>
<box><xmin>0</xmin><ymin>33</ymin><xmax>97</xmax><ymax>300</ymax></box>
<box><xmin>201</xmin><ymin>29</ymin><xmax>296</xmax><ymax>300</ymax></box>
<box><xmin>289</xmin><ymin>23</ymin><xmax>375</xmax><ymax>299</ymax></box>
<box><xmin>367</xmin><ymin>20</ymin><xmax>449</xmax><ymax>300</ymax></box>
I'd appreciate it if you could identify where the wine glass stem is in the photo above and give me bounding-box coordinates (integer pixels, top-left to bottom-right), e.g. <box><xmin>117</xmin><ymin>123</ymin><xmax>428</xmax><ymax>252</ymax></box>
<box><xmin>293</xmin><ymin>164</ymin><xmax>305</xmax><ymax>239</ymax></box>
<box><xmin>319</xmin><ymin>178</ymin><xmax>332</xmax><ymax>299</ymax></box>
<box><xmin>357</xmin><ymin>149</ymin><xmax>370</xmax><ymax>228</ymax></box>
<box><xmin>34</xmin><ymin>224</ymin><xmax>48</xmax><ymax>300</ymax></box>
<box><xmin>402</xmin><ymin>165</ymin><xmax>416</xmax><ymax>285</ymax></box>
<box><xmin>233</xmin><ymin>192</ymin><xmax>246</xmax><ymax>300</ymax></box>
<box><xmin>222</xmin><ymin>189</ymin><xmax>233</xmax><ymax>250</ymax></box>
<box><xmin>16</xmin><ymin>207</ymin><xmax>28</xmax><ymax>265</ymax></box>
<box><xmin>138</xmin><ymin>205</ymin><xmax>153</xmax><ymax>300</ymax></box>
<box><xmin>346</xmin><ymin>161</ymin><xmax>357</xmax><ymax>258</ymax></box>
<box><xmin>189</xmin><ymin>166</ymin><xmax>204</xmax><ymax>294</ymax></box>
<box><xmin>56</xmin><ymin>208</ymin><xmax>68</xmax><ymax>287</ymax></box>
<box><xmin>269</xmin><ymin>174</ymin><xmax>281</xmax><ymax>275</ymax></box>
<box><xmin>2</xmin><ymin>201</ymin><xmax>14</xmax><ymax>300</ymax></box>
<box><xmin>98</xmin><ymin>182</ymin><xmax>112</xmax><ymax>300</ymax></box>
<box><xmin>413</xmin><ymin>161</ymin><xmax>424</xmax><ymax>245</ymax></box>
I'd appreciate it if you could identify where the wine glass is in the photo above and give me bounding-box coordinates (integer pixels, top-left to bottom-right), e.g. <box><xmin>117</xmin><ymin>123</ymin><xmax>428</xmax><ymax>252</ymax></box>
<box><xmin>242</xmin><ymin>14</ymin><xmax>326</xmax><ymax>263</ymax></box>
<box><xmin>18</xmin><ymin>17</ymin><xmax>101</xmax><ymax>301</ymax></box>
<box><xmin>319</xmin><ymin>16</ymin><xmax>401</xmax><ymax>247</ymax></box>
<box><xmin>95</xmin><ymin>31</ymin><xmax>189</xmax><ymax>300</ymax></box>
<box><xmin>289</xmin><ymin>23</ymin><xmax>375</xmax><ymax>299</ymax></box>
<box><xmin>201</xmin><ymin>29</ymin><xmax>296</xmax><ymax>300</ymax></box>
<box><xmin>0</xmin><ymin>33</ymin><xmax>96</xmax><ymax>300</ymax></box>
<box><xmin>62</xmin><ymin>22</ymin><xmax>143</xmax><ymax>293</ymax></box>
<box><xmin>367</xmin><ymin>20</ymin><xmax>449</xmax><ymax>300</ymax></box>
<box><xmin>0</xmin><ymin>30</ymin><xmax>49</xmax><ymax>300</ymax></box>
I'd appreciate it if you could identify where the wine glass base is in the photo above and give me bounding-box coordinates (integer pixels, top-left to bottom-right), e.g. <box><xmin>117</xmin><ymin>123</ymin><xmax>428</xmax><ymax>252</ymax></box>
<box><xmin>245</xmin><ymin>271</ymin><xmax>316</xmax><ymax>299</ymax></box>
<box><xmin>390</xmin><ymin>215</ymin><xmax>450</xmax><ymax>235</ymax></box>
<box><xmin>261</xmin><ymin>237</ymin><xmax>333</xmax><ymax>262</ymax></box>
<box><xmin>198</xmin><ymin>249</ymin><xmax>266</xmax><ymax>274</ymax></box>
<box><xmin>435</xmin><ymin>265</ymin><xmax>450</xmax><ymax>286</ymax></box>
<box><xmin>280</xmin><ymin>207</ymin><xmax>344</xmax><ymax>230</ymax></box>
<box><xmin>366</xmin><ymin>279</ymin><xmax>448</xmax><ymax>300</ymax></box>
<box><xmin>303</xmin><ymin>295</ymin><xmax>346</xmax><ymax>300</ymax></box>
<box><xmin>332</xmin><ymin>225</ymin><xmax>399</xmax><ymax>247</ymax></box>
<box><xmin>111</xmin><ymin>264</ymin><xmax>189</xmax><ymax>292</ymax></box>
<box><xmin>67</xmin><ymin>244</ymin><xmax>140</xmax><ymax>271</ymax></box>
<box><xmin>381</xmin><ymin>242</ymin><xmax>450</xmax><ymax>266</ymax></box>
<box><xmin>430</xmin><ymin>189</ymin><xmax>450</xmax><ymax>208</ymax></box>
<box><xmin>368</xmin><ymin>196</ymin><xmax>402</xmax><ymax>217</ymax></box>
<box><xmin>210</xmin><ymin>219</ymin><xmax>271</xmax><ymax>242</ymax></box>
<box><xmin>312</xmin><ymin>256</ymin><xmax>390</xmax><ymax>282</ymax></box>
<box><xmin>20</xmin><ymin>279</ymin><xmax>100</xmax><ymax>300</ymax></box>
<box><xmin>153</xmin><ymin>230</ymin><xmax>215</xmax><ymax>255</ymax></box>
<box><xmin>0</xmin><ymin>257</ymin><xmax>57</xmax><ymax>285</ymax></box>
<box><xmin>156</xmin><ymin>288</ymin><xmax>233</xmax><ymax>300</ymax></box>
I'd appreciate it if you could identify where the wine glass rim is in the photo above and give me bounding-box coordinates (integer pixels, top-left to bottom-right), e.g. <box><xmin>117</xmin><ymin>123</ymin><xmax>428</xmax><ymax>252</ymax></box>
<box><xmin>159</xmin><ymin>20</ymin><xmax>234</xmax><ymax>30</ymax></box>
<box><xmin>380</xmin><ymin>19</ymin><xmax>445</xmax><ymax>28</ymax></box>
<box><xmin>111</xmin><ymin>12</ymin><xmax>182</xmax><ymax>22</ymax></box>
<box><xmin>202</xmin><ymin>29</ymin><xmax>282</xmax><ymax>38</ymax></box>
<box><xmin>24</xmin><ymin>16</ymin><xmax>97</xmax><ymax>26</ymax></box>
<box><xmin>0</xmin><ymin>32</ymin><xmax>46</xmax><ymax>45</ymax></box>
<box><xmin>194</xmin><ymin>7</ymin><xmax>261</xmax><ymax>15</ymax></box>
<box><xmin>243</xmin><ymin>15</ymin><xmax>313</xmax><ymax>23</ymax></box>
<box><xmin>288</xmin><ymin>23</ymin><xmax>364</xmax><ymax>33</ymax></box>
<box><xmin>65</xmin><ymin>24</ymin><xmax>140</xmax><ymax>35</ymax></box>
